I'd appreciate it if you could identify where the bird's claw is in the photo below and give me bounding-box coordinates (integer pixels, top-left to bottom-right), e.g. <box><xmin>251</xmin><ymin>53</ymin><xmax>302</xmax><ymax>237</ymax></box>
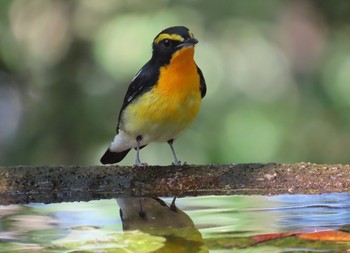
<box><xmin>172</xmin><ymin>160</ymin><xmax>182</xmax><ymax>166</ymax></box>
<box><xmin>134</xmin><ymin>162</ymin><xmax>148</xmax><ymax>167</ymax></box>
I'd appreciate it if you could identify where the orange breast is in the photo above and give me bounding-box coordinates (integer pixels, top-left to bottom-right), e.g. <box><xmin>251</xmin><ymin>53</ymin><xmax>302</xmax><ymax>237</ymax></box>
<box><xmin>122</xmin><ymin>47</ymin><xmax>202</xmax><ymax>142</ymax></box>
<box><xmin>153</xmin><ymin>47</ymin><xmax>201</xmax><ymax>122</ymax></box>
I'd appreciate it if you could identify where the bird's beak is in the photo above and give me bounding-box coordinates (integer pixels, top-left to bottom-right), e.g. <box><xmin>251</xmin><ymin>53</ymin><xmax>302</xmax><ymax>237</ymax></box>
<box><xmin>177</xmin><ymin>38</ymin><xmax>198</xmax><ymax>49</ymax></box>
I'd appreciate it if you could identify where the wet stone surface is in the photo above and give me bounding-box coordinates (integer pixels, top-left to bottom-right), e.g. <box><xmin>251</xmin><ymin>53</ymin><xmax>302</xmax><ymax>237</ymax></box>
<box><xmin>0</xmin><ymin>163</ymin><xmax>350</xmax><ymax>204</ymax></box>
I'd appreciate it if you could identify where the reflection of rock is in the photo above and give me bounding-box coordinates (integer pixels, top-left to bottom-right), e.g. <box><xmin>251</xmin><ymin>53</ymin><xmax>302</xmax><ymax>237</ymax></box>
<box><xmin>10</xmin><ymin>215</ymin><xmax>58</xmax><ymax>231</ymax></box>
<box><xmin>117</xmin><ymin>198</ymin><xmax>208</xmax><ymax>253</ymax></box>
<box><xmin>0</xmin><ymin>231</ymin><xmax>21</xmax><ymax>241</ymax></box>
<box><xmin>0</xmin><ymin>205</ymin><xmax>23</xmax><ymax>217</ymax></box>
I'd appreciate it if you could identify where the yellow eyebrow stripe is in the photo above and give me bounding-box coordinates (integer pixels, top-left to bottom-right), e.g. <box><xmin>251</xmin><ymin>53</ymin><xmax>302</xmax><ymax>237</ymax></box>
<box><xmin>154</xmin><ymin>33</ymin><xmax>184</xmax><ymax>44</ymax></box>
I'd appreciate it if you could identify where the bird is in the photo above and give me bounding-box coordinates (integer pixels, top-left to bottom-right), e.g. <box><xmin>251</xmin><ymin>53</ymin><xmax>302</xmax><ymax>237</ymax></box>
<box><xmin>100</xmin><ymin>26</ymin><xmax>206</xmax><ymax>165</ymax></box>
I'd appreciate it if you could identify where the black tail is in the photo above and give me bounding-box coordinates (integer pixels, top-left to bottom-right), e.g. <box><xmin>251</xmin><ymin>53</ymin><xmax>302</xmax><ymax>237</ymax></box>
<box><xmin>100</xmin><ymin>148</ymin><xmax>131</xmax><ymax>164</ymax></box>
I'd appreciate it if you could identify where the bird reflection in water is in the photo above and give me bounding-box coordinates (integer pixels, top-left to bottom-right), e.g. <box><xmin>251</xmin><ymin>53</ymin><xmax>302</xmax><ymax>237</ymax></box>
<box><xmin>117</xmin><ymin>197</ymin><xmax>208</xmax><ymax>252</ymax></box>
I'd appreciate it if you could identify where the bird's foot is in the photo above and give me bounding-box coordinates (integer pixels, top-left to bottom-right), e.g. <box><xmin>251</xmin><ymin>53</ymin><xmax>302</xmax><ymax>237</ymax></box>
<box><xmin>172</xmin><ymin>161</ymin><xmax>187</xmax><ymax>166</ymax></box>
<box><xmin>134</xmin><ymin>162</ymin><xmax>148</xmax><ymax>167</ymax></box>
<box><xmin>172</xmin><ymin>160</ymin><xmax>182</xmax><ymax>166</ymax></box>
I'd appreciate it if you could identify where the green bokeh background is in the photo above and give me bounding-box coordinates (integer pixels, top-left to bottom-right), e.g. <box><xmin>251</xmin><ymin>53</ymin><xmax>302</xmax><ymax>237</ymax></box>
<box><xmin>1</xmin><ymin>0</ymin><xmax>350</xmax><ymax>166</ymax></box>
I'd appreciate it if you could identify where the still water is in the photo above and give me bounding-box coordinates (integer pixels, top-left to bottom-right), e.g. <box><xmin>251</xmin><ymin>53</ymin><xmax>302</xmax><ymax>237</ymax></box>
<box><xmin>0</xmin><ymin>194</ymin><xmax>350</xmax><ymax>252</ymax></box>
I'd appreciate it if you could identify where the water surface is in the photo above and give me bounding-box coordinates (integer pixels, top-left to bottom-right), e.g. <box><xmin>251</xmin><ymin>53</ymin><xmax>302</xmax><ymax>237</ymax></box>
<box><xmin>1</xmin><ymin>193</ymin><xmax>349</xmax><ymax>252</ymax></box>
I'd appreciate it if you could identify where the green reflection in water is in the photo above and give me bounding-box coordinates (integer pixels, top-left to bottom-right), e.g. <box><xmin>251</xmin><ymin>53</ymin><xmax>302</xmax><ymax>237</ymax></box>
<box><xmin>0</xmin><ymin>195</ymin><xmax>350</xmax><ymax>252</ymax></box>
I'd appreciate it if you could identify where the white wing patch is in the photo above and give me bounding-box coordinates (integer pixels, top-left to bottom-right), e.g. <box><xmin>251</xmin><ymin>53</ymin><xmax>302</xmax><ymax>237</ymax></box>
<box><xmin>131</xmin><ymin>69</ymin><xmax>142</xmax><ymax>82</ymax></box>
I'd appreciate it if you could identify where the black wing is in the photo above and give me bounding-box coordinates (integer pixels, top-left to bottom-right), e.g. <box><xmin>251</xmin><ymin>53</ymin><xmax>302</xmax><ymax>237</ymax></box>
<box><xmin>116</xmin><ymin>60</ymin><xmax>159</xmax><ymax>130</ymax></box>
<box><xmin>197</xmin><ymin>65</ymin><xmax>206</xmax><ymax>98</ymax></box>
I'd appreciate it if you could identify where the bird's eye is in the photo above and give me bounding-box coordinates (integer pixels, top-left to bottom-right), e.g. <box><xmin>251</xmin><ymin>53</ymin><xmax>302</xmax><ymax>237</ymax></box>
<box><xmin>162</xmin><ymin>39</ymin><xmax>171</xmax><ymax>48</ymax></box>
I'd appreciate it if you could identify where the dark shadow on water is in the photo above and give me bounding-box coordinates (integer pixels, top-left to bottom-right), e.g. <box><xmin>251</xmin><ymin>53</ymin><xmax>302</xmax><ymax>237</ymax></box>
<box><xmin>117</xmin><ymin>197</ymin><xmax>209</xmax><ymax>253</ymax></box>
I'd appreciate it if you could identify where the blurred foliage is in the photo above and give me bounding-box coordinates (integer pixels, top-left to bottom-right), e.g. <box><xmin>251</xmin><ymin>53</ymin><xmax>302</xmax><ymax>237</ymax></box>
<box><xmin>1</xmin><ymin>0</ymin><xmax>350</xmax><ymax>165</ymax></box>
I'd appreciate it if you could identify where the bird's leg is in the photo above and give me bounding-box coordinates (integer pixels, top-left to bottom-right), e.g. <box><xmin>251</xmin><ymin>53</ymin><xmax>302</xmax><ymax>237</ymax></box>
<box><xmin>135</xmin><ymin>135</ymin><xmax>142</xmax><ymax>166</ymax></box>
<box><xmin>139</xmin><ymin>198</ymin><xmax>146</xmax><ymax>219</ymax></box>
<box><xmin>170</xmin><ymin>197</ymin><xmax>177</xmax><ymax>211</ymax></box>
<box><xmin>167</xmin><ymin>139</ymin><xmax>181</xmax><ymax>165</ymax></box>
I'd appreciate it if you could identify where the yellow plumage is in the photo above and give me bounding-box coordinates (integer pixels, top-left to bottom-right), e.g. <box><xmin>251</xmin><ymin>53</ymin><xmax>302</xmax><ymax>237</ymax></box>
<box><xmin>121</xmin><ymin>47</ymin><xmax>201</xmax><ymax>143</ymax></box>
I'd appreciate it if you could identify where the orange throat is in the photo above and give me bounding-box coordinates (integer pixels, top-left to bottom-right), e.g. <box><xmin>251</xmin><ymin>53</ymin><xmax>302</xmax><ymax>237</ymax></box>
<box><xmin>156</xmin><ymin>47</ymin><xmax>199</xmax><ymax>96</ymax></box>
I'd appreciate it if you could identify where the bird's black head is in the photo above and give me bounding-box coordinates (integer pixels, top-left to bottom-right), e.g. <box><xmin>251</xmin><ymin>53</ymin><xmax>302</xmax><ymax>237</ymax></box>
<box><xmin>152</xmin><ymin>26</ymin><xmax>198</xmax><ymax>66</ymax></box>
